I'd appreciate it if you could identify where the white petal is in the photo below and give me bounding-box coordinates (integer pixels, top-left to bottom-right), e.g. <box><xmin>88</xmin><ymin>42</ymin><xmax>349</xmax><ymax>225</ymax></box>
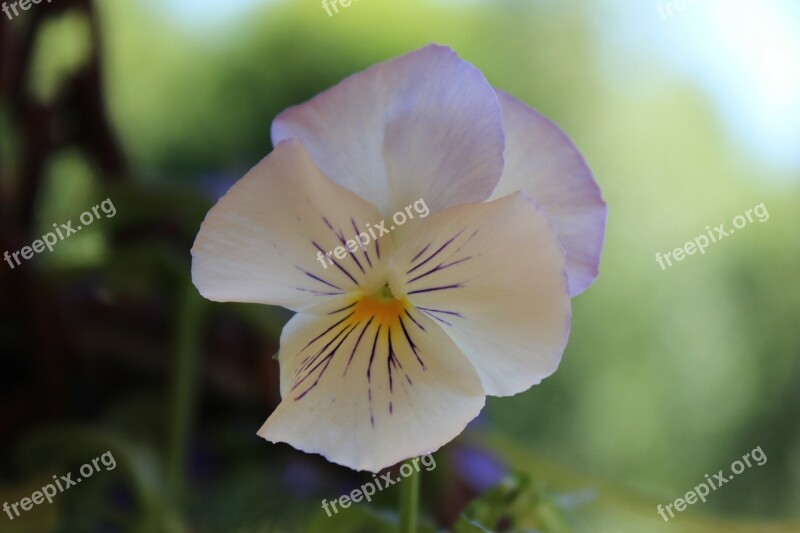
<box><xmin>191</xmin><ymin>140</ymin><xmax>390</xmax><ymax>312</ymax></box>
<box><xmin>272</xmin><ymin>44</ymin><xmax>505</xmax><ymax>218</ymax></box>
<box><xmin>258</xmin><ymin>298</ymin><xmax>485</xmax><ymax>472</ymax></box>
<box><xmin>490</xmin><ymin>90</ymin><xmax>607</xmax><ymax>296</ymax></box>
<box><xmin>388</xmin><ymin>193</ymin><xmax>572</xmax><ymax>397</ymax></box>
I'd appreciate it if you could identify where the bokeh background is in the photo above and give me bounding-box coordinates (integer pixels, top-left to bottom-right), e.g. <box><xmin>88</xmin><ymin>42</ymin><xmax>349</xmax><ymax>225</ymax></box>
<box><xmin>1</xmin><ymin>0</ymin><xmax>799</xmax><ymax>531</ymax></box>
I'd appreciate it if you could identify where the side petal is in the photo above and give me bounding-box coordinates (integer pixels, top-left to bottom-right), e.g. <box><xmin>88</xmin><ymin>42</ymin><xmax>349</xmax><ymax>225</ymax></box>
<box><xmin>191</xmin><ymin>140</ymin><xmax>391</xmax><ymax>312</ymax></box>
<box><xmin>388</xmin><ymin>193</ymin><xmax>571</xmax><ymax>397</ymax></box>
<box><xmin>489</xmin><ymin>90</ymin><xmax>607</xmax><ymax>296</ymax></box>
<box><xmin>259</xmin><ymin>298</ymin><xmax>485</xmax><ymax>472</ymax></box>
<box><xmin>272</xmin><ymin>44</ymin><xmax>505</xmax><ymax>218</ymax></box>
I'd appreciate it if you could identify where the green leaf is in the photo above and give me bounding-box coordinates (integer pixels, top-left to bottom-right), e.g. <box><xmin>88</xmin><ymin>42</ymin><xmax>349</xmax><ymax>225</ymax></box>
<box><xmin>454</xmin><ymin>473</ymin><xmax>572</xmax><ymax>533</ymax></box>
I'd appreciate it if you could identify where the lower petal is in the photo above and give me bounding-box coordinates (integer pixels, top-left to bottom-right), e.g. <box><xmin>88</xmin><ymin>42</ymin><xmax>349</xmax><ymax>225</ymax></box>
<box><xmin>258</xmin><ymin>299</ymin><xmax>485</xmax><ymax>472</ymax></box>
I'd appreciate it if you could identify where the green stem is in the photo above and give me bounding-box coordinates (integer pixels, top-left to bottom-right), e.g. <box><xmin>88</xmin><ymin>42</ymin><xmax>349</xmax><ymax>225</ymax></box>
<box><xmin>398</xmin><ymin>463</ymin><xmax>420</xmax><ymax>533</ymax></box>
<box><xmin>167</xmin><ymin>281</ymin><xmax>204</xmax><ymax>504</ymax></box>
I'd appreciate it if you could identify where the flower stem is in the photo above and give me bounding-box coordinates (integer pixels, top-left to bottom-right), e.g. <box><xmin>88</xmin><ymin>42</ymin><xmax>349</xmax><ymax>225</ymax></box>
<box><xmin>167</xmin><ymin>281</ymin><xmax>204</xmax><ymax>504</ymax></box>
<box><xmin>398</xmin><ymin>462</ymin><xmax>420</xmax><ymax>533</ymax></box>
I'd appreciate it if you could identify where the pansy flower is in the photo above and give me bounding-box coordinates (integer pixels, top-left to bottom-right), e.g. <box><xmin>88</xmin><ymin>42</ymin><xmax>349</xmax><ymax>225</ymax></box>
<box><xmin>191</xmin><ymin>44</ymin><xmax>606</xmax><ymax>472</ymax></box>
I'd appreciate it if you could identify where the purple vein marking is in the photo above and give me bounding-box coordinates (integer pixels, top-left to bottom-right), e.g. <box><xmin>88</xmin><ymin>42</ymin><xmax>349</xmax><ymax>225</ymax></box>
<box><xmin>388</xmin><ymin>330</ymin><xmax>406</xmax><ymax>373</ymax></box>
<box><xmin>407</xmin><ymin>256</ymin><xmax>472</xmax><ymax>284</ymax></box>
<box><xmin>367</xmin><ymin>325</ymin><xmax>382</xmax><ymax>428</ymax></box>
<box><xmin>420</xmin><ymin>310</ymin><xmax>452</xmax><ymax>327</ymax></box>
<box><xmin>418</xmin><ymin>306</ymin><xmax>463</xmax><ymax>326</ymax></box>
<box><xmin>404</xmin><ymin>309</ymin><xmax>426</xmax><ymax>332</ymax></box>
<box><xmin>312</xmin><ymin>241</ymin><xmax>359</xmax><ymax>285</ymax></box>
<box><xmin>407</xmin><ymin>283</ymin><xmax>464</xmax><ymax>295</ymax></box>
<box><xmin>410</xmin><ymin>243</ymin><xmax>431</xmax><ymax>263</ymax></box>
<box><xmin>417</xmin><ymin>307</ymin><xmax>463</xmax><ymax>318</ymax></box>
<box><xmin>296</xmin><ymin>288</ymin><xmax>344</xmax><ymax>296</ymax></box>
<box><xmin>294</xmin><ymin>323</ymin><xmax>359</xmax><ymax>399</ymax></box>
<box><xmin>323</xmin><ymin>216</ymin><xmax>334</xmax><ymax>230</ymax></box>
<box><xmin>351</xmin><ymin>218</ymin><xmax>372</xmax><ymax>268</ymax></box>
<box><xmin>297</xmin><ymin>319</ymin><xmax>354</xmax><ymax>375</ymax></box>
<box><xmin>387</xmin><ymin>326</ymin><xmax>409</xmax><ymax>394</ymax></box>
<box><xmin>366</xmin><ymin>325</ymin><xmax>382</xmax><ymax>383</ymax></box>
<box><xmin>407</xmin><ymin>229</ymin><xmax>465</xmax><ymax>275</ymax></box>
<box><xmin>386</xmin><ymin>329</ymin><xmax>407</xmax><ymax>415</ymax></box>
<box><xmin>335</xmin><ymin>228</ymin><xmax>365</xmax><ymax>274</ymax></box>
<box><xmin>296</xmin><ymin>266</ymin><xmax>342</xmax><ymax>291</ymax></box>
<box><xmin>453</xmin><ymin>228</ymin><xmax>480</xmax><ymax>254</ymax></box>
<box><xmin>328</xmin><ymin>301</ymin><xmax>357</xmax><ymax>315</ymax></box>
<box><xmin>299</xmin><ymin>312</ymin><xmax>354</xmax><ymax>352</ymax></box>
<box><xmin>387</xmin><ymin>328</ymin><xmax>395</xmax><ymax>394</ymax></box>
<box><xmin>369</xmin><ymin>387</ymin><xmax>375</xmax><ymax>427</ymax></box>
<box><xmin>344</xmin><ymin>317</ymin><xmax>373</xmax><ymax>375</ymax></box>
<box><xmin>398</xmin><ymin>315</ymin><xmax>426</xmax><ymax>370</ymax></box>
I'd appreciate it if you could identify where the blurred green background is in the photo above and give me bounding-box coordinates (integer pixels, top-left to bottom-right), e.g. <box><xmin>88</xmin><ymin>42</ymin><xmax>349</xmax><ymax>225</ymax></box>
<box><xmin>1</xmin><ymin>0</ymin><xmax>798</xmax><ymax>531</ymax></box>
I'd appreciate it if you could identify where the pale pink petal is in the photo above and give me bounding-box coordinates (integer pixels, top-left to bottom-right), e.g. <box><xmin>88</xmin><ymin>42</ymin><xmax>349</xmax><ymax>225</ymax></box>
<box><xmin>272</xmin><ymin>44</ymin><xmax>505</xmax><ymax>218</ymax></box>
<box><xmin>490</xmin><ymin>90</ymin><xmax>607</xmax><ymax>296</ymax></box>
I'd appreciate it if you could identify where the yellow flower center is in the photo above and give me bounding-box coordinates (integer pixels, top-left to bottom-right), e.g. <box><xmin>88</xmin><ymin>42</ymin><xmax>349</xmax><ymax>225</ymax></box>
<box><xmin>352</xmin><ymin>284</ymin><xmax>406</xmax><ymax>328</ymax></box>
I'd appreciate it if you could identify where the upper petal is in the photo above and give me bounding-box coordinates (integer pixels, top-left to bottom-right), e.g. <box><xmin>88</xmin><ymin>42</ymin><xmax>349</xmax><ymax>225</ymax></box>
<box><xmin>388</xmin><ymin>193</ymin><xmax>572</xmax><ymax>397</ymax></box>
<box><xmin>489</xmin><ymin>90</ymin><xmax>607</xmax><ymax>296</ymax></box>
<box><xmin>272</xmin><ymin>44</ymin><xmax>505</xmax><ymax>218</ymax></box>
<box><xmin>191</xmin><ymin>140</ymin><xmax>391</xmax><ymax>312</ymax></box>
<box><xmin>259</xmin><ymin>297</ymin><xmax>485</xmax><ymax>472</ymax></box>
